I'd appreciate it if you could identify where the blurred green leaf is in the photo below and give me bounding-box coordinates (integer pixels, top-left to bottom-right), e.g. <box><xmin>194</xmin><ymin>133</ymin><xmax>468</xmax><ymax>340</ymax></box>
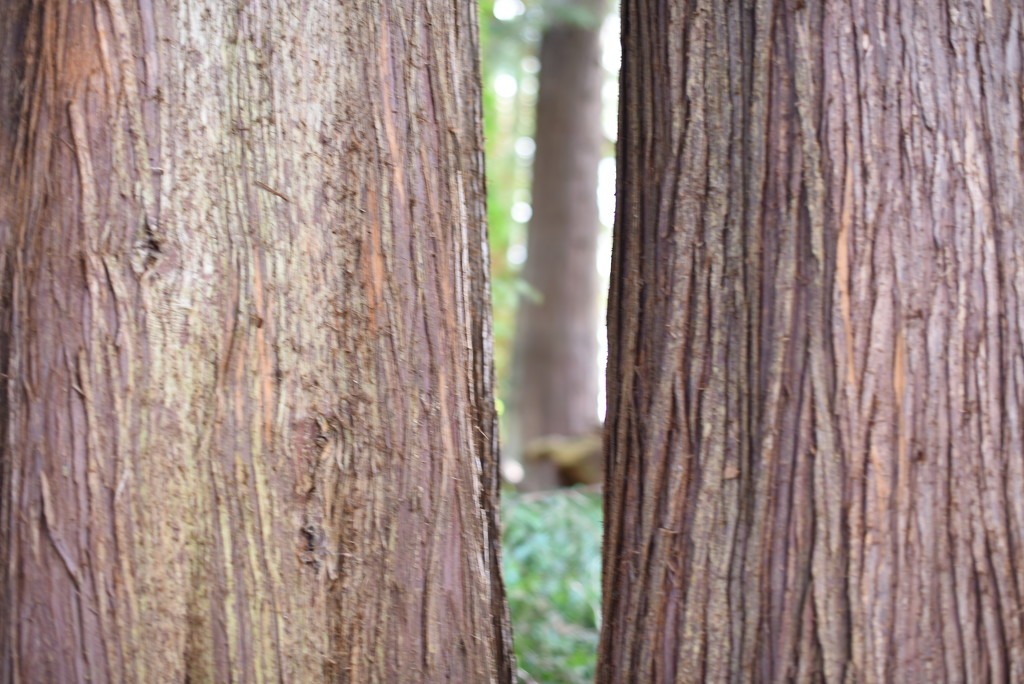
<box><xmin>502</xmin><ymin>488</ymin><xmax>603</xmax><ymax>684</ymax></box>
<box><xmin>514</xmin><ymin>278</ymin><xmax>544</xmax><ymax>305</ymax></box>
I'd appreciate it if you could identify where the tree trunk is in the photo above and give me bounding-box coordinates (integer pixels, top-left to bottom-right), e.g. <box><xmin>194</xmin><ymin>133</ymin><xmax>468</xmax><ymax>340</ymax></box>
<box><xmin>513</xmin><ymin>0</ymin><xmax>607</xmax><ymax>490</ymax></box>
<box><xmin>0</xmin><ymin>1</ymin><xmax>512</xmax><ymax>681</ymax></box>
<box><xmin>601</xmin><ymin>1</ymin><xmax>1024</xmax><ymax>681</ymax></box>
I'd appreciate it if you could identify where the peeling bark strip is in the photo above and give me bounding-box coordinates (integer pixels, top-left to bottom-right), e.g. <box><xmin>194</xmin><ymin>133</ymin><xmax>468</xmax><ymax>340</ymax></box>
<box><xmin>601</xmin><ymin>1</ymin><xmax>1024</xmax><ymax>682</ymax></box>
<box><xmin>0</xmin><ymin>0</ymin><xmax>512</xmax><ymax>681</ymax></box>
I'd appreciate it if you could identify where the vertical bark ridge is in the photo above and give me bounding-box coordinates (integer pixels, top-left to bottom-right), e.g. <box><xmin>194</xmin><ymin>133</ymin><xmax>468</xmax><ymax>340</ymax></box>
<box><xmin>601</xmin><ymin>0</ymin><xmax>1024</xmax><ymax>681</ymax></box>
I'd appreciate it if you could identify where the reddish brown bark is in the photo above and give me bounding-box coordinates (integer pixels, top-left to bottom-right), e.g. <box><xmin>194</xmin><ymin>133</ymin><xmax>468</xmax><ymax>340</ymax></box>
<box><xmin>513</xmin><ymin>0</ymin><xmax>607</xmax><ymax>489</ymax></box>
<box><xmin>0</xmin><ymin>1</ymin><xmax>512</xmax><ymax>681</ymax></box>
<box><xmin>601</xmin><ymin>1</ymin><xmax>1024</xmax><ymax>681</ymax></box>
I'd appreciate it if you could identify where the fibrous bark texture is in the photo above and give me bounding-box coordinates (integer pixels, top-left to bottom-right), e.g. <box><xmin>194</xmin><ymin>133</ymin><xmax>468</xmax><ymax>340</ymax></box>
<box><xmin>513</xmin><ymin>0</ymin><xmax>606</xmax><ymax>489</ymax></box>
<box><xmin>601</xmin><ymin>1</ymin><xmax>1024</xmax><ymax>681</ymax></box>
<box><xmin>0</xmin><ymin>1</ymin><xmax>512</xmax><ymax>681</ymax></box>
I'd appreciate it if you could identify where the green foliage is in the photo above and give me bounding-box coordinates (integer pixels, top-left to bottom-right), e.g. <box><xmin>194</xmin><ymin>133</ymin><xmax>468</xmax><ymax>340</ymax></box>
<box><xmin>479</xmin><ymin>0</ymin><xmax>536</xmax><ymax>399</ymax></box>
<box><xmin>502</xmin><ymin>488</ymin><xmax>603</xmax><ymax>684</ymax></box>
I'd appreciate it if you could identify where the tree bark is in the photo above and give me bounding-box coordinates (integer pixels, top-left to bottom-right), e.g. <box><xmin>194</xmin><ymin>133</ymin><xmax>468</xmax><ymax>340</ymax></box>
<box><xmin>513</xmin><ymin>0</ymin><xmax>607</xmax><ymax>489</ymax></box>
<box><xmin>601</xmin><ymin>1</ymin><xmax>1024</xmax><ymax>681</ymax></box>
<box><xmin>0</xmin><ymin>1</ymin><xmax>512</xmax><ymax>681</ymax></box>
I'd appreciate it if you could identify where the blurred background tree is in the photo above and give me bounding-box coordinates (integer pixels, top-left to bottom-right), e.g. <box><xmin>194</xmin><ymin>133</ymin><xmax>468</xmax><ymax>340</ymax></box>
<box><xmin>511</xmin><ymin>0</ymin><xmax>609</xmax><ymax>491</ymax></box>
<box><xmin>480</xmin><ymin>0</ymin><xmax>617</xmax><ymax>484</ymax></box>
<box><xmin>480</xmin><ymin>0</ymin><xmax>618</xmax><ymax>681</ymax></box>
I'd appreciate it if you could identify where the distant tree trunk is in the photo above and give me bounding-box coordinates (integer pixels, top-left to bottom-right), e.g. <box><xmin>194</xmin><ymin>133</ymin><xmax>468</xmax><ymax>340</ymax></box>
<box><xmin>513</xmin><ymin>0</ymin><xmax>607</xmax><ymax>490</ymax></box>
<box><xmin>601</xmin><ymin>1</ymin><xmax>1024</xmax><ymax>681</ymax></box>
<box><xmin>0</xmin><ymin>1</ymin><xmax>512</xmax><ymax>681</ymax></box>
